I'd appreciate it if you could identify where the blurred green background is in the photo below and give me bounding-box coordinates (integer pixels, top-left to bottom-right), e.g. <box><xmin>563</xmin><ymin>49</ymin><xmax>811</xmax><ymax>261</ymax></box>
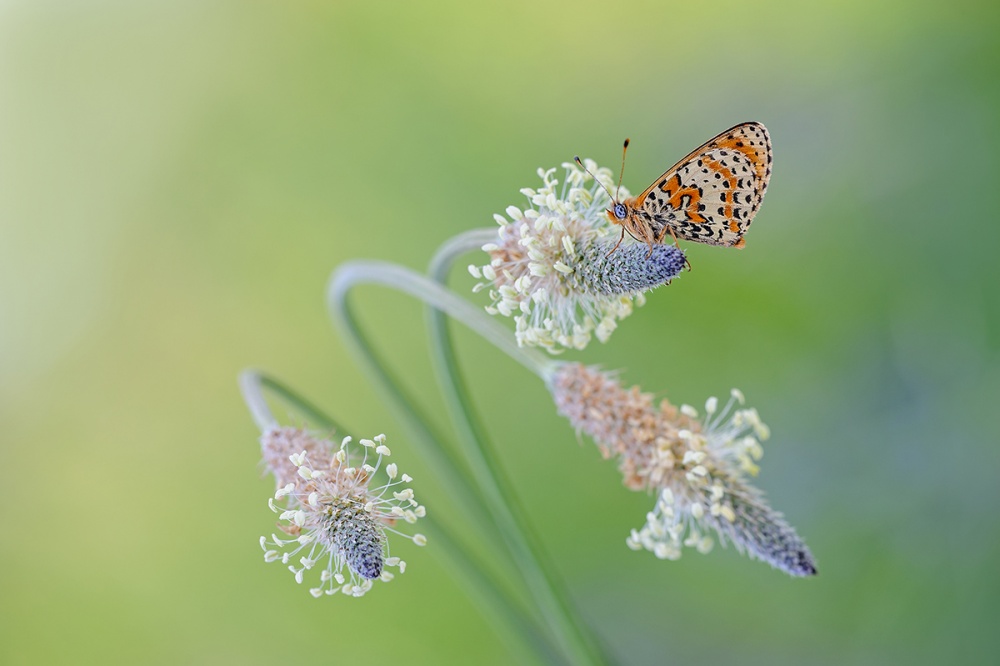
<box><xmin>2</xmin><ymin>1</ymin><xmax>998</xmax><ymax>664</ymax></box>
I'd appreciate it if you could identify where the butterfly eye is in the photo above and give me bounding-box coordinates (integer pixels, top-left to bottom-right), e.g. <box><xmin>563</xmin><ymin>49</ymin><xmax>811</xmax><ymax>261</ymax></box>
<box><xmin>613</xmin><ymin>203</ymin><xmax>628</xmax><ymax>220</ymax></box>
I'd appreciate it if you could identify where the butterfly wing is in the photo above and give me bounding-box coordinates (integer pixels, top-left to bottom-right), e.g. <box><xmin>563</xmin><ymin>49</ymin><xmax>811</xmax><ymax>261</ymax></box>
<box><xmin>630</xmin><ymin>122</ymin><xmax>772</xmax><ymax>247</ymax></box>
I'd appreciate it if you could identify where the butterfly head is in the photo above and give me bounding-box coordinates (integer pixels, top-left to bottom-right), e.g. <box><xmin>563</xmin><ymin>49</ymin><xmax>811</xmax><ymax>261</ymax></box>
<box><xmin>606</xmin><ymin>201</ymin><xmax>629</xmax><ymax>226</ymax></box>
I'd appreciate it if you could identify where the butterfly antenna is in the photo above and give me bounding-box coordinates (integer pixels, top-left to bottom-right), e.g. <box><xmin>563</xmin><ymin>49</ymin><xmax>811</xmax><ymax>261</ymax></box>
<box><xmin>574</xmin><ymin>155</ymin><xmax>616</xmax><ymax>202</ymax></box>
<box><xmin>617</xmin><ymin>138</ymin><xmax>629</xmax><ymax>201</ymax></box>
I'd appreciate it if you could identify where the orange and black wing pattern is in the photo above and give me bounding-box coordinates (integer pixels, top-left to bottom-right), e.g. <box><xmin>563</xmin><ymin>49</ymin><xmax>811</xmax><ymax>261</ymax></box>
<box><xmin>628</xmin><ymin>122</ymin><xmax>771</xmax><ymax>248</ymax></box>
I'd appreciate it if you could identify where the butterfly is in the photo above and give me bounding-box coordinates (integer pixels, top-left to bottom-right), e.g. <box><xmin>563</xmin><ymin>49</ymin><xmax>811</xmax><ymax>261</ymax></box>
<box><xmin>575</xmin><ymin>122</ymin><xmax>772</xmax><ymax>257</ymax></box>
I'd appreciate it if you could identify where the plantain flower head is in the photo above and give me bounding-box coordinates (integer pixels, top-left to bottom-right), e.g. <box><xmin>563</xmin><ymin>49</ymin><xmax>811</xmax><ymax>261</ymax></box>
<box><xmin>470</xmin><ymin>160</ymin><xmax>686</xmax><ymax>353</ymax></box>
<box><xmin>259</xmin><ymin>427</ymin><xmax>427</xmax><ymax>597</ymax></box>
<box><xmin>549</xmin><ymin>363</ymin><xmax>816</xmax><ymax>577</ymax></box>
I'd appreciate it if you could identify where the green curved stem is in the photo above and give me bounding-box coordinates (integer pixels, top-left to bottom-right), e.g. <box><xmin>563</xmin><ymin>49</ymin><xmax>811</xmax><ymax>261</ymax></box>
<box><xmin>328</xmin><ymin>260</ymin><xmax>606</xmax><ymax>666</ymax></box>
<box><xmin>428</xmin><ymin>234</ymin><xmax>609</xmax><ymax>665</ymax></box>
<box><xmin>239</xmin><ymin>369</ymin><xmax>347</xmax><ymax>432</ymax></box>
<box><xmin>327</xmin><ymin>265</ymin><xmax>511</xmax><ymax>546</ymax></box>
<box><xmin>238</xmin><ymin>368</ymin><xmax>563</xmax><ymax>666</ymax></box>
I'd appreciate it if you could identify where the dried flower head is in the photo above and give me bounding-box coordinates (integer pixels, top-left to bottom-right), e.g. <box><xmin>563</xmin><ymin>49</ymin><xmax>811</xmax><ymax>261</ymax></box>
<box><xmin>550</xmin><ymin>363</ymin><xmax>816</xmax><ymax>576</ymax></box>
<box><xmin>470</xmin><ymin>160</ymin><xmax>686</xmax><ymax>353</ymax></box>
<box><xmin>259</xmin><ymin>427</ymin><xmax>427</xmax><ymax>597</ymax></box>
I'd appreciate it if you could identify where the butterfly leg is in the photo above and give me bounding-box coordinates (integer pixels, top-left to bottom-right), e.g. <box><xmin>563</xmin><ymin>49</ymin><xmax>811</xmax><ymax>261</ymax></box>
<box><xmin>605</xmin><ymin>228</ymin><xmax>625</xmax><ymax>257</ymax></box>
<box><xmin>654</xmin><ymin>224</ymin><xmax>669</xmax><ymax>245</ymax></box>
<box><xmin>657</xmin><ymin>225</ymin><xmax>692</xmax><ymax>271</ymax></box>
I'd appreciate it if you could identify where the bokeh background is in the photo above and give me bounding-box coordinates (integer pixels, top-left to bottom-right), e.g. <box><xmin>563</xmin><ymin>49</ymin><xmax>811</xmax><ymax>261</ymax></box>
<box><xmin>2</xmin><ymin>1</ymin><xmax>998</xmax><ymax>664</ymax></box>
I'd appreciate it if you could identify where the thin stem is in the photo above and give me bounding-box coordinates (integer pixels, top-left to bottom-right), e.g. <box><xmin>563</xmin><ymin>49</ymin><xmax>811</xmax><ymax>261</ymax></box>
<box><xmin>329</xmin><ymin>260</ymin><xmax>606</xmax><ymax>666</ymax></box>
<box><xmin>328</xmin><ymin>263</ymin><xmax>560</xmax><ymax>652</ymax></box>
<box><xmin>327</xmin><ymin>265</ymin><xmax>505</xmax><ymax>542</ymax></box>
<box><xmin>429</xmin><ymin>235</ymin><xmax>610</xmax><ymax>664</ymax></box>
<box><xmin>428</xmin><ymin>227</ymin><xmax>497</xmax><ymax>278</ymax></box>
<box><xmin>239</xmin><ymin>369</ymin><xmax>280</xmax><ymax>431</ymax></box>
<box><xmin>238</xmin><ymin>368</ymin><xmax>564</xmax><ymax>665</ymax></box>
<box><xmin>239</xmin><ymin>369</ymin><xmax>346</xmax><ymax>433</ymax></box>
<box><xmin>330</xmin><ymin>260</ymin><xmax>556</xmax><ymax>380</ymax></box>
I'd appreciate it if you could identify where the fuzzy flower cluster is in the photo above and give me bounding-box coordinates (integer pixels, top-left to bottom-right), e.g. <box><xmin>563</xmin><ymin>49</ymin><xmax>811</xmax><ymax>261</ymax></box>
<box><xmin>550</xmin><ymin>363</ymin><xmax>816</xmax><ymax>576</ymax></box>
<box><xmin>470</xmin><ymin>160</ymin><xmax>686</xmax><ymax>353</ymax></box>
<box><xmin>259</xmin><ymin>427</ymin><xmax>427</xmax><ymax>597</ymax></box>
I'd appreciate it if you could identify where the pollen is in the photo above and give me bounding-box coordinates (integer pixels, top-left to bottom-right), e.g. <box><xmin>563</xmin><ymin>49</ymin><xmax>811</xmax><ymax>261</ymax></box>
<box><xmin>470</xmin><ymin>160</ymin><xmax>684</xmax><ymax>352</ymax></box>
<box><xmin>258</xmin><ymin>428</ymin><xmax>429</xmax><ymax>597</ymax></box>
<box><xmin>549</xmin><ymin>363</ymin><xmax>817</xmax><ymax>577</ymax></box>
